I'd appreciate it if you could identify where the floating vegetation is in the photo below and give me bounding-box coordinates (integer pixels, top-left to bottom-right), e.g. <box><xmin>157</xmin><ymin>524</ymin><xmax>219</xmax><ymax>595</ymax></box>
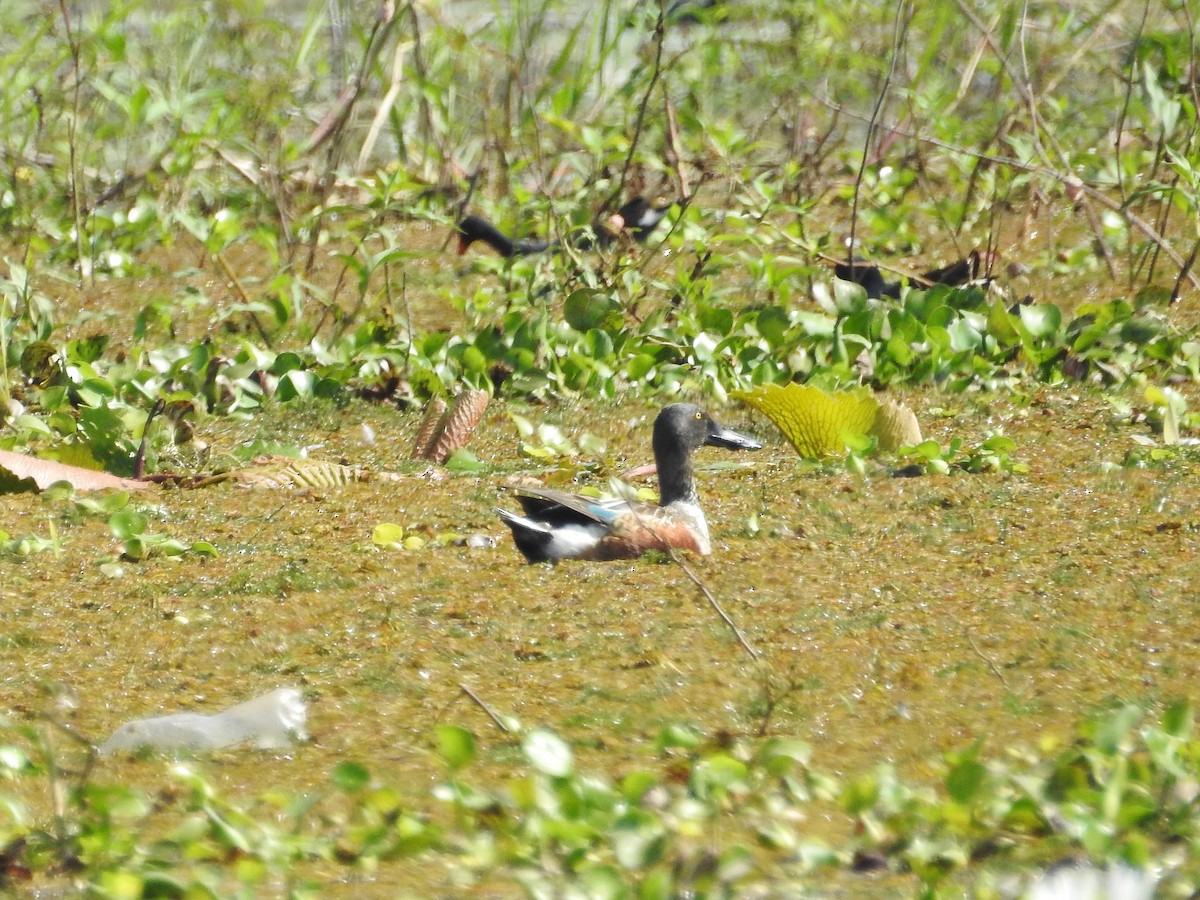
<box><xmin>733</xmin><ymin>384</ymin><xmax>922</xmax><ymax>458</ymax></box>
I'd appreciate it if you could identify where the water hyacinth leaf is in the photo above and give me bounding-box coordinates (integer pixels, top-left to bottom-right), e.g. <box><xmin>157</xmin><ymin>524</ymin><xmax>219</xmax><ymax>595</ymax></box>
<box><xmin>332</xmin><ymin>761</ymin><xmax>371</xmax><ymax>792</ymax></box>
<box><xmin>698</xmin><ymin>305</ymin><xmax>734</xmax><ymax>336</ymax></box>
<box><xmin>948</xmin><ymin>316</ymin><xmax>982</xmax><ymax>352</ymax></box>
<box><xmin>626</xmin><ymin>354</ymin><xmax>656</xmax><ymax>381</ymax></box>
<box><xmin>656</xmin><ymin>723</ymin><xmax>701</xmax><ymax>751</ymax></box>
<box><xmin>122</xmin><ymin>537</ymin><xmax>148</xmax><ymax>560</ymax></box>
<box><xmin>693</xmin><ymin>755</ymin><xmax>748</xmax><ymax>797</ymax></box>
<box><xmin>611</xmin><ymin>813</ymin><xmax>666</xmax><ymax>869</ymax></box>
<box><xmin>620</xmin><ymin>770</ymin><xmax>658</xmax><ymax>802</ymax></box>
<box><xmin>276</xmin><ymin>369</ymin><xmax>314</xmax><ymax>400</ymax></box>
<box><xmin>980</xmin><ymin>435</ymin><xmax>1016</xmax><ymax>453</ymax></box>
<box><xmin>734</xmin><ymin>383</ymin><xmax>879</xmax><ymax>458</ymax></box>
<box><xmin>564</xmin><ymin>289</ymin><xmax>622</xmax><ymax>333</ymax></box>
<box><xmin>756</xmin><ymin>306</ymin><xmax>790</xmax><ymax>347</ymax></box>
<box><xmin>436</xmin><ymin>725</ymin><xmax>476</xmax><ymax>771</ymax></box>
<box><xmin>578</xmin><ymin>865</ymin><xmax>626</xmax><ymax>895</ymax></box>
<box><xmin>1019</xmin><ymin>304</ymin><xmax>1062</xmax><ymax>339</ymax></box>
<box><xmin>98</xmin><ymin>872</ymin><xmax>144</xmax><ymax>898</ymax></box>
<box><xmin>946</xmin><ymin>758</ymin><xmax>987</xmax><ymax>803</ymax></box>
<box><xmin>843</xmin><ymin>431</ymin><xmax>873</xmax><ymax>454</ymax></box>
<box><xmin>523</xmin><ymin>729</ymin><xmax>572</xmax><ymax>777</ymax></box>
<box><xmin>372</xmin><ymin>522</ymin><xmax>405</xmax><ymax>548</ymax></box>
<box><xmin>443</xmin><ymin>449</ymin><xmax>487</xmax><ymax>473</ymax></box>
<box><xmin>109</xmin><ymin>510</ymin><xmax>149</xmax><ymax>540</ymax></box>
<box><xmin>758</xmin><ymin>738</ymin><xmax>813</xmax><ymax>775</ymax></box>
<box><xmin>1160</xmin><ymin>700</ymin><xmax>1193</xmax><ymax>738</ymax></box>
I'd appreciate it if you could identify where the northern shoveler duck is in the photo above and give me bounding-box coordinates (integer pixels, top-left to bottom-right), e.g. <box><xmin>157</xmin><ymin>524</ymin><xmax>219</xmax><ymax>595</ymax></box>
<box><xmin>834</xmin><ymin>250</ymin><xmax>995</xmax><ymax>299</ymax></box>
<box><xmin>497</xmin><ymin>403</ymin><xmax>761</xmax><ymax>562</ymax></box>
<box><xmin>456</xmin><ymin>197</ymin><xmax>673</xmax><ymax>258</ymax></box>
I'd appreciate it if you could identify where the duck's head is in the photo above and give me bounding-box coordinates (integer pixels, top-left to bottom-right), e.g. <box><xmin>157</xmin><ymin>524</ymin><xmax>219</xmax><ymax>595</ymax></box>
<box><xmin>653</xmin><ymin>403</ymin><xmax>762</xmax><ymax>461</ymax></box>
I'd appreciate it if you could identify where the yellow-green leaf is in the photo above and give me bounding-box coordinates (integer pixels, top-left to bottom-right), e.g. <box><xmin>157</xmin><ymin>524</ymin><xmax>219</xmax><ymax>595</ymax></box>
<box><xmin>372</xmin><ymin>522</ymin><xmax>405</xmax><ymax>548</ymax></box>
<box><xmin>734</xmin><ymin>384</ymin><xmax>880</xmax><ymax>458</ymax></box>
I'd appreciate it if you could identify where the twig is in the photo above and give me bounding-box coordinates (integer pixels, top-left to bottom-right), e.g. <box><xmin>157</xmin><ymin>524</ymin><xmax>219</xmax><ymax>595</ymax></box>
<box><xmin>955</xmin><ymin>0</ymin><xmax>1117</xmax><ymax>278</ymax></box>
<box><xmin>213</xmin><ymin>251</ymin><xmax>273</xmax><ymax>347</ymax></box>
<box><xmin>664</xmin><ymin>95</ymin><xmax>689</xmax><ymax>197</ymax></box>
<box><xmin>667</xmin><ymin>549</ymin><xmax>759</xmax><ymax>660</ymax></box>
<box><xmin>459</xmin><ymin>682</ymin><xmax>514</xmax><ymax>734</ymax></box>
<box><xmin>847</xmin><ymin>1</ymin><xmax>911</xmax><ymax>272</ymax></box>
<box><xmin>613</xmin><ymin>0</ymin><xmax>667</xmax><ymax>205</ymax></box>
<box><xmin>965</xmin><ymin>630</ymin><xmax>1009</xmax><ymax>690</ymax></box>
<box><xmin>133</xmin><ymin>399</ymin><xmax>166</xmax><ymax>479</ymax></box>
<box><xmin>1113</xmin><ymin>0</ymin><xmax>1151</xmax><ymax>206</ymax></box>
<box><xmin>56</xmin><ymin>0</ymin><xmax>87</xmax><ymax>286</ymax></box>
<box><xmin>814</xmin><ymin>97</ymin><xmax>1200</xmax><ymax>292</ymax></box>
<box><xmin>1171</xmin><ymin>237</ymin><xmax>1200</xmax><ymax>304</ymax></box>
<box><xmin>355</xmin><ymin>39</ymin><xmax>414</xmax><ymax>174</ymax></box>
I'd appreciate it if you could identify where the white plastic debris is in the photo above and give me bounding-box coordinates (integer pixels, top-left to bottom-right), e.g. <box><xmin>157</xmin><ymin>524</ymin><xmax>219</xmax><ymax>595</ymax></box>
<box><xmin>1026</xmin><ymin>863</ymin><xmax>1157</xmax><ymax>900</ymax></box>
<box><xmin>100</xmin><ymin>687</ymin><xmax>307</xmax><ymax>755</ymax></box>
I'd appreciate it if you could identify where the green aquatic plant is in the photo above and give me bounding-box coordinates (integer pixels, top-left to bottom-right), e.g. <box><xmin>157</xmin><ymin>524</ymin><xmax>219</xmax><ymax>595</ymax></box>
<box><xmin>734</xmin><ymin>383</ymin><xmax>921</xmax><ymax>458</ymax></box>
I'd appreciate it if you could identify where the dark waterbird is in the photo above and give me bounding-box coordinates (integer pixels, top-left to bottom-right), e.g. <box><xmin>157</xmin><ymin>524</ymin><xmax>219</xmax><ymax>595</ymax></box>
<box><xmin>835</xmin><ymin>249</ymin><xmax>994</xmax><ymax>299</ymax></box>
<box><xmin>497</xmin><ymin>403</ymin><xmax>761</xmax><ymax>563</ymax></box>
<box><xmin>456</xmin><ymin>197</ymin><xmax>673</xmax><ymax>258</ymax></box>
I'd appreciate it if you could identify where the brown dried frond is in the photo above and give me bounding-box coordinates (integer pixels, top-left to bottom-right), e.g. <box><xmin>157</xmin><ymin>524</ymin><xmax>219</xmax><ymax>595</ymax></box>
<box><xmin>410</xmin><ymin>397</ymin><xmax>448</xmax><ymax>459</ymax></box>
<box><xmin>425</xmin><ymin>390</ymin><xmax>489</xmax><ymax>464</ymax></box>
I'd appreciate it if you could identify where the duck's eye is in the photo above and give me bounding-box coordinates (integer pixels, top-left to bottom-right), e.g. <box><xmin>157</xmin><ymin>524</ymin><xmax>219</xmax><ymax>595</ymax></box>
<box><xmin>695</xmin><ymin>412</ymin><xmax>703</xmax><ymax>420</ymax></box>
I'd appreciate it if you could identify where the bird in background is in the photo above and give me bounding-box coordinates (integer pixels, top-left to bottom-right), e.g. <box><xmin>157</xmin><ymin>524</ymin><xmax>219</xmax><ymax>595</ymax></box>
<box><xmin>456</xmin><ymin>197</ymin><xmax>674</xmax><ymax>258</ymax></box>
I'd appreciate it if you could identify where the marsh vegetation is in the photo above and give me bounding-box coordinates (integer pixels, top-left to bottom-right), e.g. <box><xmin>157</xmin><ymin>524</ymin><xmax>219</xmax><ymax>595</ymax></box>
<box><xmin>2</xmin><ymin>0</ymin><xmax>1200</xmax><ymax>895</ymax></box>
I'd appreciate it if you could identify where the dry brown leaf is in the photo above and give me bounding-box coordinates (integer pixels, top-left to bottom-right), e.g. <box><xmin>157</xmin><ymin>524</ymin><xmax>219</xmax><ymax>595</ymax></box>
<box><xmin>411</xmin><ymin>397</ymin><xmax>447</xmax><ymax>459</ymax></box>
<box><xmin>231</xmin><ymin>458</ymin><xmax>368</xmax><ymax>490</ymax></box>
<box><xmin>426</xmin><ymin>389</ymin><xmax>489</xmax><ymax>464</ymax></box>
<box><xmin>0</xmin><ymin>449</ymin><xmax>154</xmax><ymax>493</ymax></box>
<box><xmin>871</xmin><ymin>399</ymin><xmax>923</xmax><ymax>451</ymax></box>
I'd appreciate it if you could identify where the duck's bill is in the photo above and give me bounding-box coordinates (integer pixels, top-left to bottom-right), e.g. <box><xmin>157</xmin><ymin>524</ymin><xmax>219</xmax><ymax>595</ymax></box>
<box><xmin>456</xmin><ymin>235</ymin><xmax>470</xmax><ymax>256</ymax></box>
<box><xmin>705</xmin><ymin>421</ymin><xmax>762</xmax><ymax>452</ymax></box>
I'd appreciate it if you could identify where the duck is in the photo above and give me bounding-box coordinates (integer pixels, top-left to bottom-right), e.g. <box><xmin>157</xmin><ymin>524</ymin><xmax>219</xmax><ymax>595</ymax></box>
<box><xmin>497</xmin><ymin>403</ymin><xmax>761</xmax><ymax>562</ymax></box>
<box><xmin>457</xmin><ymin>197</ymin><xmax>674</xmax><ymax>257</ymax></box>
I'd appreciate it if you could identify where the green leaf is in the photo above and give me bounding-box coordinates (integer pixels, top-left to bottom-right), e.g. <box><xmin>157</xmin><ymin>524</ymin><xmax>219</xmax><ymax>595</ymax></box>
<box><xmin>332</xmin><ymin>761</ymin><xmax>371</xmax><ymax>792</ymax></box>
<box><xmin>1161</xmin><ymin>701</ymin><xmax>1193</xmax><ymax>738</ymax></box>
<box><xmin>109</xmin><ymin>510</ymin><xmax>148</xmax><ymax>540</ymax></box>
<box><xmin>443</xmin><ymin>449</ymin><xmax>487</xmax><ymax>473</ymax></box>
<box><xmin>756</xmin><ymin>306</ymin><xmax>790</xmax><ymax>347</ymax></box>
<box><xmin>946</xmin><ymin>759</ymin><xmax>986</xmax><ymax>803</ymax></box>
<box><xmin>696</xmin><ymin>754</ymin><xmax>747</xmax><ymax>789</ymax></box>
<box><xmin>621</xmin><ymin>770</ymin><xmax>658</xmax><ymax>803</ymax></box>
<box><xmin>564</xmin><ymin>290</ymin><xmax>622</xmax><ymax>332</ymax></box>
<box><xmin>611</xmin><ymin>813</ymin><xmax>666</xmax><ymax>869</ymax></box>
<box><xmin>437</xmin><ymin>725</ymin><xmax>476</xmax><ymax>771</ymax></box>
<box><xmin>758</xmin><ymin>738</ymin><xmax>812</xmax><ymax>775</ymax></box>
<box><xmin>1019</xmin><ymin>304</ymin><xmax>1062</xmax><ymax>339</ymax></box>
<box><xmin>655</xmin><ymin>723</ymin><xmax>701</xmax><ymax>751</ymax></box>
<box><xmin>97</xmin><ymin>871</ymin><xmax>144</xmax><ymax>900</ymax></box>
<box><xmin>523</xmin><ymin>729</ymin><xmax>572</xmax><ymax>777</ymax></box>
<box><xmin>372</xmin><ymin>522</ymin><xmax>405</xmax><ymax>548</ymax></box>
